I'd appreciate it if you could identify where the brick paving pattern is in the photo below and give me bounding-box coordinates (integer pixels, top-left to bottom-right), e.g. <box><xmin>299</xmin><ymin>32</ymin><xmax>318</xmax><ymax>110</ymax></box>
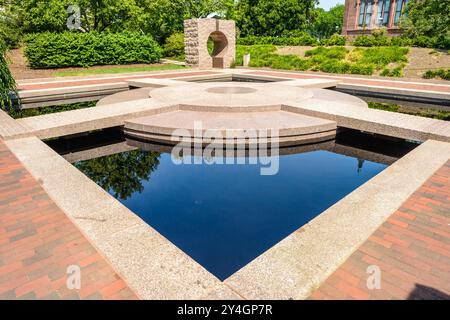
<box><xmin>17</xmin><ymin>71</ymin><xmax>219</xmax><ymax>91</ymax></box>
<box><xmin>0</xmin><ymin>140</ymin><xmax>138</xmax><ymax>300</ymax></box>
<box><xmin>311</xmin><ymin>161</ymin><xmax>450</xmax><ymax>300</ymax></box>
<box><xmin>248</xmin><ymin>70</ymin><xmax>450</xmax><ymax>93</ymax></box>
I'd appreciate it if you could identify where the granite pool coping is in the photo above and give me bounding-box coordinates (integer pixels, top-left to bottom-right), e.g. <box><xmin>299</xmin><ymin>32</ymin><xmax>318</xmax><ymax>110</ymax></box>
<box><xmin>5</xmin><ymin>136</ymin><xmax>450</xmax><ymax>299</ymax></box>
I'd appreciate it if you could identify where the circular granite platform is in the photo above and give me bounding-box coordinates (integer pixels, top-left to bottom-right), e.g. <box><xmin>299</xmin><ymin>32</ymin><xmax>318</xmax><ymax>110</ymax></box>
<box><xmin>149</xmin><ymin>82</ymin><xmax>314</xmax><ymax>110</ymax></box>
<box><xmin>112</xmin><ymin>81</ymin><xmax>370</xmax><ymax>147</ymax></box>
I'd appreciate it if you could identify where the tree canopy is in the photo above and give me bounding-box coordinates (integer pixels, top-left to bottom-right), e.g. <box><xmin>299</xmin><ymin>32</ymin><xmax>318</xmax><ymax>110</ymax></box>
<box><xmin>235</xmin><ymin>0</ymin><xmax>318</xmax><ymax>37</ymax></box>
<box><xmin>402</xmin><ymin>0</ymin><xmax>450</xmax><ymax>41</ymax></box>
<box><xmin>308</xmin><ymin>4</ymin><xmax>344</xmax><ymax>39</ymax></box>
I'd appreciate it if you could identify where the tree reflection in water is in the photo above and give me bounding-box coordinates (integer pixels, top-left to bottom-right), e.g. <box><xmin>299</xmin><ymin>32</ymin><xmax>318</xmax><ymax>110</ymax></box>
<box><xmin>75</xmin><ymin>150</ymin><xmax>161</xmax><ymax>200</ymax></box>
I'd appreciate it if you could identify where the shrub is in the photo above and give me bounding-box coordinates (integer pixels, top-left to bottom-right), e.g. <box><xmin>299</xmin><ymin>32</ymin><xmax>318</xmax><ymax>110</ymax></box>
<box><xmin>235</xmin><ymin>45</ymin><xmax>277</xmax><ymax>66</ymax></box>
<box><xmin>24</xmin><ymin>32</ymin><xmax>163</xmax><ymax>69</ymax></box>
<box><xmin>319</xmin><ymin>60</ymin><xmax>350</xmax><ymax>74</ymax></box>
<box><xmin>381</xmin><ymin>65</ymin><xmax>405</xmax><ymax>77</ymax></box>
<box><xmin>349</xmin><ymin>63</ymin><xmax>374</xmax><ymax>75</ymax></box>
<box><xmin>305</xmin><ymin>46</ymin><xmax>348</xmax><ymax>59</ymax></box>
<box><xmin>163</xmin><ymin>32</ymin><xmax>185</xmax><ymax>60</ymax></box>
<box><xmin>353</xmin><ymin>28</ymin><xmax>390</xmax><ymax>47</ymax></box>
<box><xmin>320</xmin><ymin>34</ymin><xmax>347</xmax><ymax>46</ymax></box>
<box><xmin>353</xmin><ymin>34</ymin><xmax>389</xmax><ymax>47</ymax></box>
<box><xmin>235</xmin><ymin>44</ymin><xmax>409</xmax><ymax>77</ymax></box>
<box><xmin>0</xmin><ymin>38</ymin><xmax>18</xmax><ymax>110</ymax></box>
<box><xmin>356</xmin><ymin>47</ymin><xmax>408</xmax><ymax>68</ymax></box>
<box><xmin>237</xmin><ymin>34</ymin><xmax>318</xmax><ymax>46</ymax></box>
<box><xmin>352</xmin><ymin>35</ymin><xmax>375</xmax><ymax>47</ymax></box>
<box><xmin>423</xmin><ymin>68</ymin><xmax>450</xmax><ymax>80</ymax></box>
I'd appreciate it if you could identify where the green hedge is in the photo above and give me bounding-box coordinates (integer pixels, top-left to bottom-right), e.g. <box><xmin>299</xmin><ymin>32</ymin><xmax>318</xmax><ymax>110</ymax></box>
<box><xmin>0</xmin><ymin>38</ymin><xmax>17</xmax><ymax>110</ymax></box>
<box><xmin>24</xmin><ymin>32</ymin><xmax>163</xmax><ymax>69</ymax></box>
<box><xmin>353</xmin><ymin>34</ymin><xmax>449</xmax><ymax>49</ymax></box>
<box><xmin>237</xmin><ymin>34</ymin><xmax>319</xmax><ymax>46</ymax></box>
<box><xmin>319</xmin><ymin>34</ymin><xmax>347</xmax><ymax>46</ymax></box>
<box><xmin>238</xmin><ymin>33</ymin><xmax>449</xmax><ymax>50</ymax></box>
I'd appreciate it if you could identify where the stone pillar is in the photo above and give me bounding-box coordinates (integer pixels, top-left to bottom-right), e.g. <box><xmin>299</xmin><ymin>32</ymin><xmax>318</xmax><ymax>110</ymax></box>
<box><xmin>371</xmin><ymin>0</ymin><xmax>379</xmax><ymax>28</ymax></box>
<box><xmin>184</xmin><ymin>19</ymin><xmax>236</xmax><ymax>69</ymax></box>
<box><xmin>355</xmin><ymin>0</ymin><xmax>361</xmax><ymax>29</ymax></box>
<box><xmin>388</xmin><ymin>0</ymin><xmax>397</xmax><ymax>28</ymax></box>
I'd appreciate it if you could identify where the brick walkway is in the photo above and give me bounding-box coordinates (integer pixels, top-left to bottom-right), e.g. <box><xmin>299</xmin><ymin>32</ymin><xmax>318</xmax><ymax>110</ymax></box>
<box><xmin>310</xmin><ymin>161</ymin><xmax>450</xmax><ymax>300</ymax></box>
<box><xmin>248</xmin><ymin>70</ymin><xmax>450</xmax><ymax>93</ymax></box>
<box><xmin>0</xmin><ymin>140</ymin><xmax>138</xmax><ymax>300</ymax></box>
<box><xmin>16</xmin><ymin>69</ymin><xmax>450</xmax><ymax>94</ymax></box>
<box><xmin>17</xmin><ymin>71</ymin><xmax>219</xmax><ymax>91</ymax></box>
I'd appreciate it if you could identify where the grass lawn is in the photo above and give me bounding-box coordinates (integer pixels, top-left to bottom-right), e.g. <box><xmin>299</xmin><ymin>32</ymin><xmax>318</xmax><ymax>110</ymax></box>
<box><xmin>54</xmin><ymin>64</ymin><xmax>186</xmax><ymax>77</ymax></box>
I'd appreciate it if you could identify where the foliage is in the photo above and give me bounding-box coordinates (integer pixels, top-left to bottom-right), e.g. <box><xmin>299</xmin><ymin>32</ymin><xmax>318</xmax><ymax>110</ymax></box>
<box><xmin>8</xmin><ymin>101</ymin><xmax>96</xmax><ymax>119</ymax></box>
<box><xmin>401</xmin><ymin>0</ymin><xmax>450</xmax><ymax>49</ymax></box>
<box><xmin>236</xmin><ymin>45</ymin><xmax>409</xmax><ymax>76</ymax></box>
<box><xmin>422</xmin><ymin>68</ymin><xmax>450</xmax><ymax>80</ymax></box>
<box><xmin>305</xmin><ymin>46</ymin><xmax>348</xmax><ymax>59</ymax></box>
<box><xmin>0</xmin><ymin>4</ymin><xmax>22</xmax><ymax>48</ymax></box>
<box><xmin>368</xmin><ymin>102</ymin><xmax>450</xmax><ymax>121</ymax></box>
<box><xmin>75</xmin><ymin>150</ymin><xmax>161</xmax><ymax>200</ymax></box>
<box><xmin>4</xmin><ymin>0</ymin><xmax>143</xmax><ymax>33</ymax></box>
<box><xmin>235</xmin><ymin>0</ymin><xmax>317</xmax><ymax>37</ymax></box>
<box><xmin>24</xmin><ymin>32</ymin><xmax>163</xmax><ymax>68</ymax></box>
<box><xmin>353</xmin><ymin>29</ymin><xmax>389</xmax><ymax>47</ymax></box>
<box><xmin>354</xmin><ymin>47</ymin><xmax>409</xmax><ymax>68</ymax></box>
<box><xmin>380</xmin><ymin>65</ymin><xmax>405</xmax><ymax>77</ymax></box>
<box><xmin>237</xmin><ymin>33</ymin><xmax>318</xmax><ymax>46</ymax></box>
<box><xmin>2</xmin><ymin>0</ymin><xmax>232</xmax><ymax>43</ymax></box>
<box><xmin>308</xmin><ymin>4</ymin><xmax>344</xmax><ymax>39</ymax></box>
<box><xmin>163</xmin><ymin>32</ymin><xmax>185</xmax><ymax>59</ymax></box>
<box><xmin>0</xmin><ymin>38</ymin><xmax>17</xmax><ymax>111</ymax></box>
<box><xmin>54</xmin><ymin>64</ymin><xmax>185</xmax><ymax>77</ymax></box>
<box><xmin>319</xmin><ymin>34</ymin><xmax>346</xmax><ymax>46</ymax></box>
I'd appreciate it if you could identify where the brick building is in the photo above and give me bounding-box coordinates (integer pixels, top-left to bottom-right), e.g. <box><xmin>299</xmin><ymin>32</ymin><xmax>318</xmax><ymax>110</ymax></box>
<box><xmin>342</xmin><ymin>0</ymin><xmax>409</xmax><ymax>36</ymax></box>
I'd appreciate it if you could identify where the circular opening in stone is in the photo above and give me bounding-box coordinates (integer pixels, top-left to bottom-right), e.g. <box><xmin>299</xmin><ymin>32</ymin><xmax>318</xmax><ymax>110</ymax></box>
<box><xmin>207</xmin><ymin>31</ymin><xmax>228</xmax><ymax>58</ymax></box>
<box><xmin>206</xmin><ymin>86</ymin><xmax>257</xmax><ymax>94</ymax></box>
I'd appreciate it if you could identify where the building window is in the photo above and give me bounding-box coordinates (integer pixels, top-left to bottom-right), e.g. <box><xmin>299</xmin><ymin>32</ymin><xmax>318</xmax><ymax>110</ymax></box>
<box><xmin>377</xmin><ymin>0</ymin><xmax>391</xmax><ymax>26</ymax></box>
<box><xmin>358</xmin><ymin>0</ymin><xmax>373</xmax><ymax>27</ymax></box>
<box><xmin>394</xmin><ymin>0</ymin><xmax>409</xmax><ymax>25</ymax></box>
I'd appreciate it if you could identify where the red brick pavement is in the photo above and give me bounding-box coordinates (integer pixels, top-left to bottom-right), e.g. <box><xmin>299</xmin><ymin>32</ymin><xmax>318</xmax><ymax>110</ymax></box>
<box><xmin>0</xmin><ymin>140</ymin><xmax>138</xmax><ymax>300</ymax></box>
<box><xmin>310</xmin><ymin>161</ymin><xmax>450</xmax><ymax>300</ymax></box>
<box><xmin>17</xmin><ymin>71</ymin><xmax>219</xmax><ymax>91</ymax></box>
<box><xmin>17</xmin><ymin>69</ymin><xmax>450</xmax><ymax>94</ymax></box>
<box><xmin>248</xmin><ymin>70</ymin><xmax>450</xmax><ymax>93</ymax></box>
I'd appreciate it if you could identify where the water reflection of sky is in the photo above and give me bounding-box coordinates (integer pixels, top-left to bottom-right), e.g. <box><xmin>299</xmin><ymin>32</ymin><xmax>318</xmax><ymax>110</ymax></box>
<box><xmin>96</xmin><ymin>150</ymin><xmax>386</xmax><ymax>280</ymax></box>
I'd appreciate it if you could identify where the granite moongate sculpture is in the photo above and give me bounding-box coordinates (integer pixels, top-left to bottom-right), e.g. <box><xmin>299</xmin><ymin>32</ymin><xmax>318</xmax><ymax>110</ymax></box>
<box><xmin>184</xmin><ymin>19</ymin><xmax>236</xmax><ymax>69</ymax></box>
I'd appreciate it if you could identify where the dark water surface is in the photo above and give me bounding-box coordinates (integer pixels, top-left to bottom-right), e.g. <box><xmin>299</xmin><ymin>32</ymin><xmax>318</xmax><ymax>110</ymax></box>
<box><xmin>48</xmin><ymin>129</ymin><xmax>418</xmax><ymax>280</ymax></box>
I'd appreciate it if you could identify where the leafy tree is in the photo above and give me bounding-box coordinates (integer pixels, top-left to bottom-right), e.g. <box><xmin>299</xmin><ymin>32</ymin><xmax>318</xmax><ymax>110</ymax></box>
<box><xmin>139</xmin><ymin>0</ymin><xmax>233</xmax><ymax>42</ymax></box>
<box><xmin>308</xmin><ymin>4</ymin><xmax>344</xmax><ymax>39</ymax></box>
<box><xmin>0</xmin><ymin>1</ymin><xmax>23</xmax><ymax>48</ymax></box>
<box><xmin>75</xmin><ymin>150</ymin><xmax>161</xmax><ymax>200</ymax></box>
<box><xmin>401</xmin><ymin>0</ymin><xmax>450</xmax><ymax>41</ymax></box>
<box><xmin>0</xmin><ymin>38</ymin><xmax>17</xmax><ymax>110</ymax></box>
<box><xmin>235</xmin><ymin>0</ymin><xmax>318</xmax><ymax>37</ymax></box>
<box><xmin>3</xmin><ymin>0</ymin><xmax>142</xmax><ymax>33</ymax></box>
